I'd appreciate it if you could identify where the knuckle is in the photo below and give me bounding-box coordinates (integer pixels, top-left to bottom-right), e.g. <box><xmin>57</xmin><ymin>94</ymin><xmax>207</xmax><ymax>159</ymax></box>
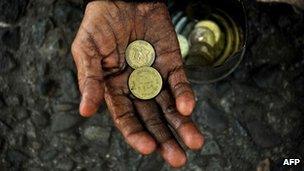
<box><xmin>114</xmin><ymin>112</ymin><xmax>143</xmax><ymax>136</ymax></box>
<box><xmin>164</xmin><ymin>105</ymin><xmax>176</xmax><ymax>115</ymax></box>
<box><xmin>154</xmin><ymin>128</ymin><xmax>172</xmax><ymax>143</ymax></box>
<box><xmin>71</xmin><ymin>41</ymin><xmax>79</xmax><ymax>57</ymax></box>
<box><xmin>168</xmin><ymin>64</ymin><xmax>184</xmax><ymax>78</ymax></box>
<box><xmin>143</xmin><ymin>117</ymin><xmax>172</xmax><ymax>143</ymax></box>
<box><xmin>136</xmin><ymin>4</ymin><xmax>153</xmax><ymax>16</ymax></box>
<box><xmin>173</xmin><ymin>82</ymin><xmax>192</xmax><ymax>97</ymax></box>
<box><xmin>85</xmin><ymin>1</ymin><xmax>94</xmax><ymax>10</ymax></box>
<box><xmin>83</xmin><ymin>94</ymin><xmax>101</xmax><ymax>107</ymax></box>
<box><xmin>85</xmin><ymin>1</ymin><xmax>102</xmax><ymax>13</ymax></box>
<box><xmin>114</xmin><ymin>111</ymin><xmax>134</xmax><ymax>125</ymax></box>
<box><xmin>145</xmin><ymin>117</ymin><xmax>162</xmax><ymax>128</ymax></box>
<box><xmin>174</xmin><ymin>82</ymin><xmax>189</xmax><ymax>91</ymax></box>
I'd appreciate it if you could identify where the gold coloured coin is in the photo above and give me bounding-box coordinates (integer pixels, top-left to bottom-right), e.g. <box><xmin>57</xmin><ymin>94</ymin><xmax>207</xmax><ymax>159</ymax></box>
<box><xmin>177</xmin><ymin>34</ymin><xmax>189</xmax><ymax>58</ymax></box>
<box><xmin>195</xmin><ymin>20</ymin><xmax>222</xmax><ymax>43</ymax></box>
<box><xmin>128</xmin><ymin>67</ymin><xmax>162</xmax><ymax>100</ymax></box>
<box><xmin>126</xmin><ymin>40</ymin><xmax>155</xmax><ymax>69</ymax></box>
<box><xmin>189</xmin><ymin>27</ymin><xmax>216</xmax><ymax>47</ymax></box>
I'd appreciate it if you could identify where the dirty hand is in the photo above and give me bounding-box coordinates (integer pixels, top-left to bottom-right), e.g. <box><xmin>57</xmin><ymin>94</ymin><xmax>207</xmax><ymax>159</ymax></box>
<box><xmin>71</xmin><ymin>1</ymin><xmax>204</xmax><ymax>167</ymax></box>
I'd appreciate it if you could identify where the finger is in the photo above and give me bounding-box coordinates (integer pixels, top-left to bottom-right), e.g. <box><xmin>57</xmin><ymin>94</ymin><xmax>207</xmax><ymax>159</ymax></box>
<box><xmin>134</xmin><ymin>100</ymin><xmax>172</xmax><ymax>143</ymax></box>
<box><xmin>134</xmin><ymin>100</ymin><xmax>187</xmax><ymax>168</ymax></box>
<box><xmin>154</xmin><ymin>47</ymin><xmax>196</xmax><ymax>116</ymax></box>
<box><xmin>168</xmin><ymin>64</ymin><xmax>196</xmax><ymax>116</ymax></box>
<box><xmin>146</xmin><ymin>19</ymin><xmax>196</xmax><ymax>116</ymax></box>
<box><xmin>160</xmin><ymin>139</ymin><xmax>187</xmax><ymax>168</ymax></box>
<box><xmin>156</xmin><ymin>90</ymin><xmax>204</xmax><ymax>150</ymax></box>
<box><xmin>71</xmin><ymin>30</ymin><xmax>105</xmax><ymax>117</ymax></box>
<box><xmin>80</xmin><ymin>20</ymin><xmax>121</xmax><ymax>75</ymax></box>
<box><xmin>105</xmin><ymin>76</ymin><xmax>156</xmax><ymax>155</ymax></box>
<box><xmin>82</xmin><ymin>3</ymin><xmax>129</xmax><ymax>73</ymax></box>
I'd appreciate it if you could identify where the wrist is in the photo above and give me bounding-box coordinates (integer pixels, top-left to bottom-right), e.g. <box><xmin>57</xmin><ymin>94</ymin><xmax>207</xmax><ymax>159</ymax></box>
<box><xmin>83</xmin><ymin>0</ymin><xmax>167</xmax><ymax>9</ymax></box>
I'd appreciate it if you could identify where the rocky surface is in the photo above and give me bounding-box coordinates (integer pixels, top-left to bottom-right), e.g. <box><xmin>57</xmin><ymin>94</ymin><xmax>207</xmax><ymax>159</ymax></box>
<box><xmin>0</xmin><ymin>0</ymin><xmax>303</xmax><ymax>170</ymax></box>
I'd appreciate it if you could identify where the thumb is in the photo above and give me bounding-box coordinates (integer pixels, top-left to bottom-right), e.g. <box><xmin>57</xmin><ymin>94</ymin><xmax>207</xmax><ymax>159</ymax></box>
<box><xmin>79</xmin><ymin>75</ymin><xmax>105</xmax><ymax>117</ymax></box>
<box><xmin>72</xmin><ymin>34</ymin><xmax>105</xmax><ymax>117</ymax></box>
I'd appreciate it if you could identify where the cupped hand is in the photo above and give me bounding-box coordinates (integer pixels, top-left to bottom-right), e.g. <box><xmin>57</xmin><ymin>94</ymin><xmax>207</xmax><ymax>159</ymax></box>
<box><xmin>71</xmin><ymin>1</ymin><xmax>204</xmax><ymax>167</ymax></box>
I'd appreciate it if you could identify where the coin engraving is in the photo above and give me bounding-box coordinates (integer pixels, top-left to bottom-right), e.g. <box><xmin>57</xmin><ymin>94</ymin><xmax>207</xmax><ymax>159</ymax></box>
<box><xmin>126</xmin><ymin>40</ymin><xmax>155</xmax><ymax>69</ymax></box>
<box><xmin>128</xmin><ymin>67</ymin><xmax>162</xmax><ymax>100</ymax></box>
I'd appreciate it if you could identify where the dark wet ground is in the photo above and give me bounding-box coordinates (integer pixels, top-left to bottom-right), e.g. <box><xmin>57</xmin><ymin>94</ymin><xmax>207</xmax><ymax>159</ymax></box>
<box><xmin>0</xmin><ymin>0</ymin><xmax>303</xmax><ymax>170</ymax></box>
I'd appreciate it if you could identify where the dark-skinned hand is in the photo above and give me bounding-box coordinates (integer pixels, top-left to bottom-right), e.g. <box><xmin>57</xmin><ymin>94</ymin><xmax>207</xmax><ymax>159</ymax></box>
<box><xmin>71</xmin><ymin>1</ymin><xmax>204</xmax><ymax>167</ymax></box>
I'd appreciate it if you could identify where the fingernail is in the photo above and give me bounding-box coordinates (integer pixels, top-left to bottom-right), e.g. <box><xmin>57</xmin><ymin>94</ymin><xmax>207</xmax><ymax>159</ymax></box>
<box><xmin>179</xmin><ymin>123</ymin><xmax>204</xmax><ymax>150</ymax></box>
<box><xmin>161</xmin><ymin>140</ymin><xmax>187</xmax><ymax>168</ymax></box>
<box><xmin>79</xmin><ymin>100</ymin><xmax>97</xmax><ymax>117</ymax></box>
<box><xmin>176</xmin><ymin>93</ymin><xmax>196</xmax><ymax>116</ymax></box>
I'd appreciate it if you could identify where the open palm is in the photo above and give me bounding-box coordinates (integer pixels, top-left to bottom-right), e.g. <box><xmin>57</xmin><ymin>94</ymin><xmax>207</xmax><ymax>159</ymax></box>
<box><xmin>71</xmin><ymin>1</ymin><xmax>204</xmax><ymax>167</ymax></box>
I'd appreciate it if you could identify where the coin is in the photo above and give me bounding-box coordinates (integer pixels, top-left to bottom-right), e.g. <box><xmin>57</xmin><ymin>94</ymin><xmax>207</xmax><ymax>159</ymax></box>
<box><xmin>189</xmin><ymin>27</ymin><xmax>216</xmax><ymax>47</ymax></box>
<box><xmin>195</xmin><ymin>20</ymin><xmax>221</xmax><ymax>43</ymax></box>
<box><xmin>128</xmin><ymin>67</ymin><xmax>162</xmax><ymax>100</ymax></box>
<box><xmin>186</xmin><ymin>53</ymin><xmax>211</xmax><ymax>66</ymax></box>
<box><xmin>126</xmin><ymin>40</ymin><xmax>155</xmax><ymax>69</ymax></box>
<box><xmin>187</xmin><ymin>42</ymin><xmax>215</xmax><ymax>66</ymax></box>
<box><xmin>177</xmin><ymin>34</ymin><xmax>189</xmax><ymax>58</ymax></box>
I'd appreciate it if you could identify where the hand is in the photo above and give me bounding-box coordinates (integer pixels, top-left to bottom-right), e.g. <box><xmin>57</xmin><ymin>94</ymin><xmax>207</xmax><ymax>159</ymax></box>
<box><xmin>71</xmin><ymin>1</ymin><xmax>204</xmax><ymax>167</ymax></box>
